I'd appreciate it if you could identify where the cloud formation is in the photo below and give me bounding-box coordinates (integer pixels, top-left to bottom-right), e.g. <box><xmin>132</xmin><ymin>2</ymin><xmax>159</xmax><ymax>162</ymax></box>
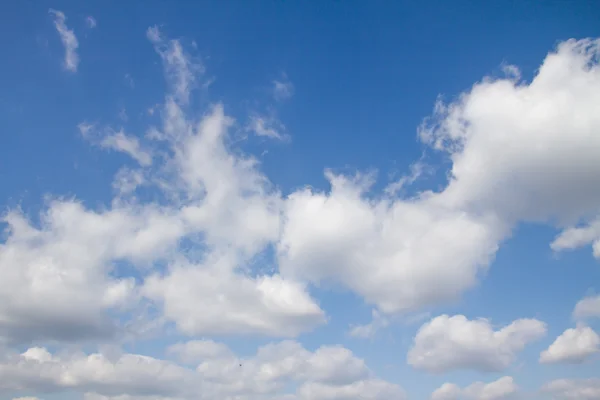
<box><xmin>540</xmin><ymin>325</ymin><xmax>600</xmax><ymax>364</ymax></box>
<box><xmin>407</xmin><ymin>314</ymin><xmax>546</xmax><ymax>373</ymax></box>
<box><xmin>0</xmin><ymin>341</ymin><xmax>404</xmax><ymax>400</ymax></box>
<box><xmin>49</xmin><ymin>9</ymin><xmax>79</xmax><ymax>72</ymax></box>
<box><xmin>430</xmin><ymin>376</ymin><xmax>518</xmax><ymax>400</ymax></box>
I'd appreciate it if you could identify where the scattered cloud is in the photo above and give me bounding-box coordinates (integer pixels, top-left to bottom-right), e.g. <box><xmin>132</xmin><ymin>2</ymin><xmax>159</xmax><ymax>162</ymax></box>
<box><xmin>540</xmin><ymin>325</ymin><xmax>600</xmax><ymax>364</ymax></box>
<box><xmin>49</xmin><ymin>9</ymin><xmax>79</xmax><ymax>72</ymax></box>
<box><xmin>407</xmin><ymin>314</ymin><xmax>546</xmax><ymax>373</ymax></box>
<box><xmin>4</xmin><ymin>14</ymin><xmax>600</xmax><ymax>399</ymax></box>
<box><xmin>431</xmin><ymin>376</ymin><xmax>518</xmax><ymax>400</ymax></box>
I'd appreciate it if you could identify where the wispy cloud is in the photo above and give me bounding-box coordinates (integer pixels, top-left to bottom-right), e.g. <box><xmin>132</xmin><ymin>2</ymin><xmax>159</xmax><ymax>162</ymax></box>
<box><xmin>86</xmin><ymin>16</ymin><xmax>97</xmax><ymax>29</ymax></box>
<box><xmin>147</xmin><ymin>26</ymin><xmax>203</xmax><ymax>105</ymax></box>
<box><xmin>273</xmin><ymin>74</ymin><xmax>294</xmax><ymax>101</ymax></box>
<box><xmin>49</xmin><ymin>9</ymin><xmax>79</xmax><ymax>72</ymax></box>
<box><xmin>248</xmin><ymin>114</ymin><xmax>288</xmax><ymax>140</ymax></box>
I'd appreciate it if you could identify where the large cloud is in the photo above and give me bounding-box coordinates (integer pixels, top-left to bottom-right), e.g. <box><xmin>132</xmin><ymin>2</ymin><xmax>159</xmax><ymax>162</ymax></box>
<box><xmin>278</xmin><ymin>38</ymin><xmax>600</xmax><ymax>314</ymax></box>
<box><xmin>407</xmin><ymin>314</ymin><xmax>546</xmax><ymax>373</ymax></box>
<box><xmin>0</xmin><ymin>341</ymin><xmax>404</xmax><ymax>400</ymax></box>
<box><xmin>0</xmin><ymin>26</ymin><xmax>323</xmax><ymax>345</ymax></box>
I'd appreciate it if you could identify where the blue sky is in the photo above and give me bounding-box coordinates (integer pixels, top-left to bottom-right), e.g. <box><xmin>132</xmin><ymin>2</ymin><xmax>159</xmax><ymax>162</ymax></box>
<box><xmin>1</xmin><ymin>1</ymin><xmax>600</xmax><ymax>400</ymax></box>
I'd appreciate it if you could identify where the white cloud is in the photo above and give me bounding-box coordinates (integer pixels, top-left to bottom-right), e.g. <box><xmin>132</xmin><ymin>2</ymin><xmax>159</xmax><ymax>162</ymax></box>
<box><xmin>407</xmin><ymin>314</ymin><xmax>546</xmax><ymax>373</ymax></box>
<box><xmin>147</xmin><ymin>26</ymin><xmax>203</xmax><ymax>105</ymax></box>
<box><xmin>273</xmin><ymin>76</ymin><xmax>294</xmax><ymax>101</ymax></box>
<box><xmin>540</xmin><ymin>325</ymin><xmax>600</xmax><ymax>364</ymax></box>
<box><xmin>1</xmin><ymin>341</ymin><xmax>402</xmax><ymax>400</ymax></box>
<box><xmin>277</xmin><ymin>38</ymin><xmax>600</xmax><ymax>315</ymax></box>
<box><xmin>278</xmin><ymin>171</ymin><xmax>506</xmax><ymax>314</ymax></box>
<box><xmin>0</xmin><ymin>27</ymin><xmax>329</xmax><ymax>346</ymax></box>
<box><xmin>86</xmin><ymin>16</ymin><xmax>97</xmax><ymax>29</ymax></box>
<box><xmin>100</xmin><ymin>130</ymin><xmax>153</xmax><ymax>166</ymax></box>
<box><xmin>574</xmin><ymin>294</ymin><xmax>600</xmax><ymax>320</ymax></box>
<box><xmin>248</xmin><ymin>114</ymin><xmax>287</xmax><ymax>140</ymax></box>
<box><xmin>0</xmin><ymin>200</ymin><xmax>183</xmax><ymax>344</ymax></box>
<box><xmin>551</xmin><ymin>216</ymin><xmax>600</xmax><ymax>259</ymax></box>
<box><xmin>49</xmin><ymin>9</ymin><xmax>79</xmax><ymax>72</ymax></box>
<box><xmin>542</xmin><ymin>378</ymin><xmax>600</xmax><ymax>400</ymax></box>
<box><xmin>78</xmin><ymin>124</ymin><xmax>152</xmax><ymax>166</ymax></box>
<box><xmin>142</xmin><ymin>258</ymin><xmax>325</xmax><ymax>337</ymax></box>
<box><xmin>431</xmin><ymin>377</ymin><xmax>518</xmax><ymax>400</ymax></box>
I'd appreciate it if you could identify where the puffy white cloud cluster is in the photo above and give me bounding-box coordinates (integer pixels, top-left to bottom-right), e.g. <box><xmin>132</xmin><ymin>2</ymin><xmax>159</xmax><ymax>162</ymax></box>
<box><xmin>0</xmin><ymin>341</ymin><xmax>405</xmax><ymax>400</ymax></box>
<box><xmin>278</xmin><ymin>38</ymin><xmax>600</xmax><ymax>315</ymax></box>
<box><xmin>540</xmin><ymin>325</ymin><xmax>600</xmax><ymax>364</ymax></box>
<box><xmin>408</xmin><ymin>314</ymin><xmax>546</xmax><ymax>372</ymax></box>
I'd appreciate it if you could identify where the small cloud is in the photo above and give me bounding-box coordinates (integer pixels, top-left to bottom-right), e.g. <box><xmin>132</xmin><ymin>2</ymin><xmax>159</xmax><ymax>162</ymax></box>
<box><xmin>77</xmin><ymin>121</ymin><xmax>95</xmax><ymax>137</ymax></box>
<box><xmin>248</xmin><ymin>114</ymin><xmax>287</xmax><ymax>140</ymax></box>
<box><xmin>100</xmin><ymin>130</ymin><xmax>153</xmax><ymax>167</ymax></box>
<box><xmin>79</xmin><ymin>123</ymin><xmax>152</xmax><ymax>167</ymax></box>
<box><xmin>273</xmin><ymin>74</ymin><xmax>294</xmax><ymax>101</ymax></box>
<box><xmin>49</xmin><ymin>9</ymin><xmax>79</xmax><ymax>72</ymax></box>
<box><xmin>502</xmin><ymin>63</ymin><xmax>521</xmax><ymax>81</ymax></box>
<box><xmin>118</xmin><ymin>108</ymin><xmax>128</xmax><ymax>122</ymax></box>
<box><xmin>86</xmin><ymin>16</ymin><xmax>97</xmax><ymax>29</ymax></box>
<box><xmin>124</xmin><ymin>73</ymin><xmax>135</xmax><ymax>88</ymax></box>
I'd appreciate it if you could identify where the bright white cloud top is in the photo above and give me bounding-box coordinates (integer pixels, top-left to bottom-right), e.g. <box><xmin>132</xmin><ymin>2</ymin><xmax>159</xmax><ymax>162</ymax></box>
<box><xmin>1</xmin><ymin>4</ymin><xmax>600</xmax><ymax>400</ymax></box>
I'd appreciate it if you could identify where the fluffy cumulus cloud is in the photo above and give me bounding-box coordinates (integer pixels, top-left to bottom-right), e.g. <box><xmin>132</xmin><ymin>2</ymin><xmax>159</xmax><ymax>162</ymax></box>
<box><xmin>542</xmin><ymin>378</ymin><xmax>600</xmax><ymax>400</ymax></box>
<box><xmin>431</xmin><ymin>376</ymin><xmax>518</xmax><ymax>400</ymax></box>
<box><xmin>0</xmin><ymin>341</ymin><xmax>404</xmax><ymax>400</ymax></box>
<box><xmin>278</xmin><ymin>38</ymin><xmax>600</xmax><ymax>316</ymax></box>
<box><xmin>573</xmin><ymin>294</ymin><xmax>600</xmax><ymax>320</ymax></box>
<box><xmin>49</xmin><ymin>9</ymin><xmax>79</xmax><ymax>72</ymax></box>
<box><xmin>0</xmin><ymin>26</ymin><xmax>325</xmax><ymax>347</ymax></box>
<box><xmin>540</xmin><ymin>325</ymin><xmax>600</xmax><ymax>364</ymax></box>
<box><xmin>407</xmin><ymin>314</ymin><xmax>546</xmax><ymax>373</ymax></box>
